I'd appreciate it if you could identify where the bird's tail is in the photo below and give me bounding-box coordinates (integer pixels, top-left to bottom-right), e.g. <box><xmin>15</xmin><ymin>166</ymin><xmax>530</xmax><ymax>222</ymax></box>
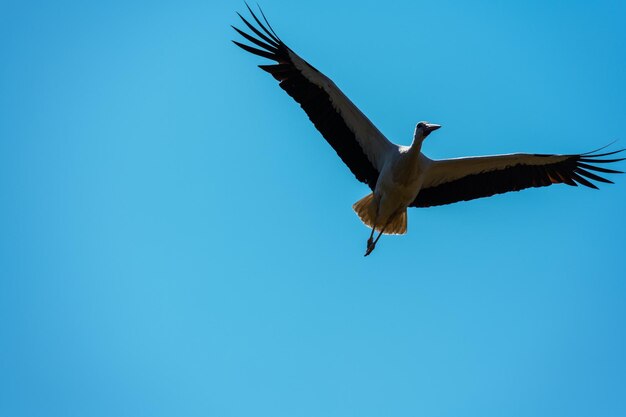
<box><xmin>352</xmin><ymin>193</ymin><xmax>407</xmax><ymax>235</ymax></box>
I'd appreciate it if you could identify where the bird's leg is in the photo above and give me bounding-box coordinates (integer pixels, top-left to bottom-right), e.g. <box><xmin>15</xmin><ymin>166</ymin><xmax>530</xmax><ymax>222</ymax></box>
<box><xmin>364</xmin><ymin>223</ymin><xmax>388</xmax><ymax>257</ymax></box>
<box><xmin>366</xmin><ymin>226</ymin><xmax>376</xmax><ymax>248</ymax></box>
<box><xmin>372</xmin><ymin>226</ymin><xmax>387</xmax><ymax>246</ymax></box>
<box><xmin>366</xmin><ymin>201</ymin><xmax>380</xmax><ymax>249</ymax></box>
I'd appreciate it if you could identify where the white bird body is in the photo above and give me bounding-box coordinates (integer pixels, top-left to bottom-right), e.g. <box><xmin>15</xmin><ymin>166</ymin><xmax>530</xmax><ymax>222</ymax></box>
<box><xmin>232</xmin><ymin>6</ymin><xmax>623</xmax><ymax>255</ymax></box>
<box><xmin>357</xmin><ymin>132</ymin><xmax>432</xmax><ymax>235</ymax></box>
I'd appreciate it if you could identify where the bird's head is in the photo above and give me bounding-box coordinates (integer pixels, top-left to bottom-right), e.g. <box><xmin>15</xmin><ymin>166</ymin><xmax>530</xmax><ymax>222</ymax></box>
<box><xmin>413</xmin><ymin>121</ymin><xmax>441</xmax><ymax>143</ymax></box>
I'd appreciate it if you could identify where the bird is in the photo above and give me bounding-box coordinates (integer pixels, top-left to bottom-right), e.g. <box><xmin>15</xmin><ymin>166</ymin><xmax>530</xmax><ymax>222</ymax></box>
<box><xmin>232</xmin><ymin>5</ymin><xmax>623</xmax><ymax>256</ymax></box>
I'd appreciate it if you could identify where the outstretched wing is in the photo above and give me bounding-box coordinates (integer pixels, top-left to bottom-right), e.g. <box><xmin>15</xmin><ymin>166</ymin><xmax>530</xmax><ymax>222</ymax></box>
<box><xmin>412</xmin><ymin>148</ymin><xmax>624</xmax><ymax>207</ymax></box>
<box><xmin>232</xmin><ymin>5</ymin><xmax>395</xmax><ymax>190</ymax></box>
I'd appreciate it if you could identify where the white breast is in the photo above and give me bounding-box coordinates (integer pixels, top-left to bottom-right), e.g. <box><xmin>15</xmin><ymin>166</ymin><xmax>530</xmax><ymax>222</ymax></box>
<box><xmin>373</xmin><ymin>151</ymin><xmax>428</xmax><ymax>220</ymax></box>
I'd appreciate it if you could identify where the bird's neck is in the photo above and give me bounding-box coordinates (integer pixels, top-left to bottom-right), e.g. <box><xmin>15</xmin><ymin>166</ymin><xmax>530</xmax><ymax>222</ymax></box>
<box><xmin>394</xmin><ymin>139</ymin><xmax>424</xmax><ymax>185</ymax></box>
<box><xmin>408</xmin><ymin>138</ymin><xmax>423</xmax><ymax>157</ymax></box>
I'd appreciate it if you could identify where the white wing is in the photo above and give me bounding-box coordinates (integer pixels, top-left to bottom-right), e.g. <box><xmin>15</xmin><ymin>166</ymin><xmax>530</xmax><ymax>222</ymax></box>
<box><xmin>412</xmin><ymin>149</ymin><xmax>624</xmax><ymax>207</ymax></box>
<box><xmin>233</xmin><ymin>5</ymin><xmax>396</xmax><ymax>189</ymax></box>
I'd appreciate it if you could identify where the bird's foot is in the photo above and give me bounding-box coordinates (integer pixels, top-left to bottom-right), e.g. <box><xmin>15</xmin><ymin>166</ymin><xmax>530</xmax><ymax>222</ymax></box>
<box><xmin>364</xmin><ymin>241</ymin><xmax>376</xmax><ymax>257</ymax></box>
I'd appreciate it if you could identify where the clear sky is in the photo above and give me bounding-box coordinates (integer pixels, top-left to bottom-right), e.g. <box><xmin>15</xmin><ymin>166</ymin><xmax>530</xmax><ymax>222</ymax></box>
<box><xmin>1</xmin><ymin>0</ymin><xmax>625</xmax><ymax>416</ymax></box>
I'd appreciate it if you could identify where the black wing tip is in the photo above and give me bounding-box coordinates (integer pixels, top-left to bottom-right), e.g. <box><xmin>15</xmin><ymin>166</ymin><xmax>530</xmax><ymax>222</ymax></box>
<box><xmin>581</xmin><ymin>139</ymin><xmax>623</xmax><ymax>156</ymax></box>
<box><xmin>575</xmin><ymin>168</ymin><xmax>614</xmax><ymax>185</ymax></box>
<box><xmin>242</xmin><ymin>2</ymin><xmax>281</xmax><ymax>44</ymax></box>
<box><xmin>232</xmin><ymin>40</ymin><xmax>277</xmax><ymax>60</ymax></box>
<box><xmin>572</xmin><ymin>145</ymin><xmax>625</xmax><ymax>188</ymax></box>
<box><xmin>233</xmin><ymin>3</ymin><xmax>287</xmax><ymax>61</ymax></box>
<box><xmin>255</xmin><ymin>3</ymin><xmax>282</xmax><ymax>42</ymax></box>
<box><xmin>577</xmin><ymin>162</ymin><xmax>624</xmax><ymax>175</ymax></box>
<box><xmin>582</xmin><ymin>146</ymin><xmax>625</xmax><ymax>158</ymax></box>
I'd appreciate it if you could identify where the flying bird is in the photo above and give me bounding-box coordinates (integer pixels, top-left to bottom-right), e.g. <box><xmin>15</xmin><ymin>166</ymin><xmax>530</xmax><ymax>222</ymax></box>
<box><xmin>232</xmin><ymin>5</ymin><xmax>623</xmax><ymax>256</ymax></box>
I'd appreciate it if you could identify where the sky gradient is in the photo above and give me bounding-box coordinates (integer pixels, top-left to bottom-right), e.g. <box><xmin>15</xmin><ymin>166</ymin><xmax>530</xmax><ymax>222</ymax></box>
<box><xmin>1</xmin><ymin>1</ymin><xmax>625</xmax><ymax>416</ymax></box>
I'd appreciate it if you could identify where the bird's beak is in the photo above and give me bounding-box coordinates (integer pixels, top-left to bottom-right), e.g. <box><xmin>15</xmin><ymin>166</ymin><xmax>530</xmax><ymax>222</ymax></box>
<box><xmin>425</xmin><ymin>123</ymin><xmax>441</xmax><ymax>133</ymax></box>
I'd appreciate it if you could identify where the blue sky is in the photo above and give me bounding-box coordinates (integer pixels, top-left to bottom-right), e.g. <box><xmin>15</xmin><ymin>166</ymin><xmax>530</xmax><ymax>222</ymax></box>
<box><xmin>1</xmin><ymin>0</ymin><xmax>625</xmax><ymax>416</ymax></box>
